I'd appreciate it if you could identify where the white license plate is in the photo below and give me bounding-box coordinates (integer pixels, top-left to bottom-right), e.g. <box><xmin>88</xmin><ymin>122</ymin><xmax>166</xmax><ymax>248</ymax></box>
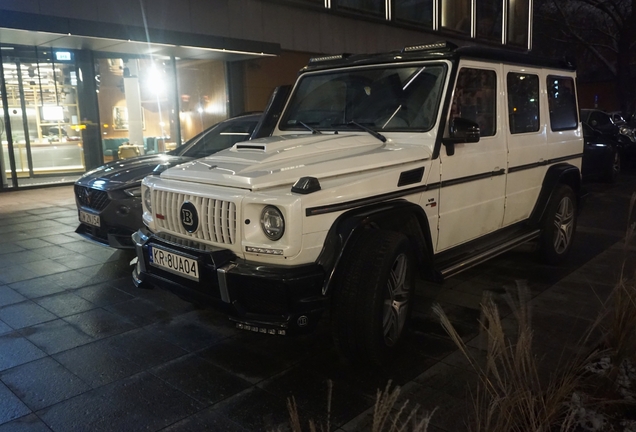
<box><xmin>149</xmin><ymin>245</ymin><xmax>199</xmax><ymax>281</ymax></box>
<box><xmin>79</xmin><ymin>210</ymin><xmax>100</xmax><ymax>227</ymax></box>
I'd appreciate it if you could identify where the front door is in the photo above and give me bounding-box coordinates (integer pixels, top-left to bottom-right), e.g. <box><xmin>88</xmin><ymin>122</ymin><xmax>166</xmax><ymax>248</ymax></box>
<box><xmin>436</xmin><ymin>62</ymin><xmax>507</xmax><ymax>251</ymax></box>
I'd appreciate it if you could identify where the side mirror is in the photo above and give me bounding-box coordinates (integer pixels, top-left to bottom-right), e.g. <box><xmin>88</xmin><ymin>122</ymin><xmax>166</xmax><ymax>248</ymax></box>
<box><xmin>449</xmin><ymin>117</ymin><xmax>480</xmax><ymax>143</ymax></box>
<box><xmin>443</xmin><ymin>117</ymin><xmax>480</xmax><ymax>156</ymax></box>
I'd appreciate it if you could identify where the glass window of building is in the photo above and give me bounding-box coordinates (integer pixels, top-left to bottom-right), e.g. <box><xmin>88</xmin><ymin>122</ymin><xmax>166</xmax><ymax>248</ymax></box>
<box><xmin>507</xmin><ymin>72</ymin><xmax>539</xmax><ymax>134</ymax></box>
<box><xmin>507</xmin><ymin>0</ymin><xmax>529</xmax><ymax>47</ymax></box>
<box><xmin>1</xmin><ymin>47</ymin><xmax>84</xmax><ymax>187</ymax></box>
<box><xmin>395</xmin><ymin>0</ymin><xmax>434</xmax><ymax>27</ymax></box>
<box><xmin>96</xmin><ymin>57</ymin><xmax>179</xmax><ymax>161</ymax></box>
<box><xmin>477</xmin><ymin>0</ymin><xmax>503</xmax><ymax>41</ymax></box>
<box><xmin>441</xmin><ymin>0</ymin><xmax>472</xmax><ymax>34</ymax></box>
<box><xmin>176</xmin><ymin>59</ymin><xmax>228</xmax><ymax>142</ymax></box>
<box><xmin>451</xmin><ymin>68</ymin><xmax>497</xmax><ymax>137</ymax></box>
<box><xmin>336</xmin><ymin>0</ymin><xmax>384</xmax><ymax>16</ymax></box>
<box><xmin>547</xmin><ymin>76</ymin><xmax>578</xmax><ymax>131</ymax></box>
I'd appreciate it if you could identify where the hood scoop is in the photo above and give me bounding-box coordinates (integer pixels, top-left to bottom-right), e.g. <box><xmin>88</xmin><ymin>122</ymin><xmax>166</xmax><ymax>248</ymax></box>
<box><xmin>235</xmin><ymin>143</ymin><xmax>267</xmax><ymax>152</ymax></box>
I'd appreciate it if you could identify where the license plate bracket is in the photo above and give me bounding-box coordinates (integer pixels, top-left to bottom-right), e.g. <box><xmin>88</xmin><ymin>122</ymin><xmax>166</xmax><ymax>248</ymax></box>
<box><xmin>149</xmin><ymin>245</ymin><xmax>200</xmax><ymax>281</ymax></box>
<box><xmin>79</xmin><ymin>210</ymin><xmax>100</xmax><ymax>227</ymax></box>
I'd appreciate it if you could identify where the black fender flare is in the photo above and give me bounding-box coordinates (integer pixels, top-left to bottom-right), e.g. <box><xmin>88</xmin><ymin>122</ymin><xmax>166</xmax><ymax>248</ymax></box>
<box><xmin>316</xmin><ymin>199</ymin><xmax>439</xmax><ymax>297</ymax></box>
<box><xmin>528</xmin><ymin>163</ymin><xmax>581</xmax><ymax>227</ymax></box>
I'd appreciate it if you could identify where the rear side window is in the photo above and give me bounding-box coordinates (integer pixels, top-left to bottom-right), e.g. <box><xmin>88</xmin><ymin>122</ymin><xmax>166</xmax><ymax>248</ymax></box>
<box><xmin>547</xmin><ymin>76</ymin><xmax>578</xmax><ymax>131</ymax></box>
<box><xmin>451</xmin><ymin>68</ymin><xmax>497</xmax><ymax>137</ymax></box>
<box><xmin>507</xmin><ymin>73</ymin><xmax>539</xmax><ymax>134</ymax></box>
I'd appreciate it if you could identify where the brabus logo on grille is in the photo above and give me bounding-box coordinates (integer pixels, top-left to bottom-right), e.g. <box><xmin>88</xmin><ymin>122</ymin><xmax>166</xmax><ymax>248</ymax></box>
<box><xmin>180</xmin><ymin>201</ymin><xmax>199</xmax><ymax>233</ymax></box>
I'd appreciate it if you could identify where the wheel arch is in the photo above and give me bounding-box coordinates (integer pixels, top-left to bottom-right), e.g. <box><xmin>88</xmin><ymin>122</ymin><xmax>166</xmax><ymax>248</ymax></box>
<box><xmin>316</xmin><ymin>199</ymin><xmax>438</xmax><ymax>297</ymax></box>
<box><xmin>529</xmin><ymin>163</ymin><xmax>582</xmax><ymax>226</ymax></box>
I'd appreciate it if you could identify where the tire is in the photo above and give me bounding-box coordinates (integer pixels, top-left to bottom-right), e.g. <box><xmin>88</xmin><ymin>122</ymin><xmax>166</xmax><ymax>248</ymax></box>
<box><xmin>331</xmin><ymin>230</ymin><xmax>414</xmax><ymax>366</ymax></box>
<box><xmin>539</xmin><ymin>184</ymin><xmax>577</xmax><ymax>264</ymax></box>
<box><xmin>603</xmin><ymin>149</ymin><xmax>621</xmax><ymax>183</ymax></box>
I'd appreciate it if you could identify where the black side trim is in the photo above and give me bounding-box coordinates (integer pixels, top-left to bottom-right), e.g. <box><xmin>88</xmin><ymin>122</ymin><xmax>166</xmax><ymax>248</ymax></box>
<box><xmin>441</xmin><ymin>168</ymin><xmax>505</xmax><ymax>187</ymax></box>
<box><xmin>398</xmin><ymin>167</ymin><xmax>425</xmax><ymax>187</ymax></box>
<box><xmin>508</xmin><ymin>153</ymin><xmax>583</xmax><ymax>174</ymax></box>
<box><xmin>306</xmin><ymin>183</ymin><xmax>439</xmax><ymax>216</ymax></box>
<box><xmin>235</xmin><ymin>144</ymin><xmax>266</xmax><ymax>150</ymax></box>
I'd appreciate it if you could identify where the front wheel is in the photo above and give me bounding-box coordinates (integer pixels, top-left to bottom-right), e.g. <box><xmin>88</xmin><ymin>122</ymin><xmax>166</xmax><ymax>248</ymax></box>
<box><xmin>539</xmin><ymin>184</ymin><xmax>577</xmax><ymax>264</ymax></box>
<box><xmin>331</xmin><ymin>230</ymin><xmax>414</xmax><ymax>365</ymax></box>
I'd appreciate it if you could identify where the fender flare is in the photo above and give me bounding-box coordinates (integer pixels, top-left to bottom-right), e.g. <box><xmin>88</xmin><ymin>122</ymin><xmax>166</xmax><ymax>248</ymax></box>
<box><xmin>528</xmin><ymin>163</ymin><xmax>581</xmax><ymax>226</ymax></box>
<box><xmin>316</xmin><ymin>199</ymin><xmax>439</xmax><ymax>296</ymax></box>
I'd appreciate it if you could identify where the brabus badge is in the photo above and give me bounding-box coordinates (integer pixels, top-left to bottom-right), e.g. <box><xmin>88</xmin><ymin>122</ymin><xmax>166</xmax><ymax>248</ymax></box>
<box><xmin>297</xmin><ymin>316</ymin><xmax>308</xmax><ymax>327</ymax></box>
<box><xmin>180</xmin><ymin>201</ymin><xmax>199</xmax><ymax>233</ymax></box>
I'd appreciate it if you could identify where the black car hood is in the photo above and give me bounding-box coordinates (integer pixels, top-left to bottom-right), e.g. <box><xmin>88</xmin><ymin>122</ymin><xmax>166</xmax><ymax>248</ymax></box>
<box><xmin>76</xmin><ymin>154</ymin><xmax>192</xmax><ymax>190</ymax></box>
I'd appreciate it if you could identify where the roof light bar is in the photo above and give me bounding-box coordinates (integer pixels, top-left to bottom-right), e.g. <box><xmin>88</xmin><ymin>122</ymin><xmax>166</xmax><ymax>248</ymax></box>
<box><xmin>309</xmin><ymin>54</ymin><xmax>349</xmax><ymax>63</ymax></box>
<box><xmin>402</xmin><ymin>41</ymin><xmax>457</xmax><ymax>53</ymax></box>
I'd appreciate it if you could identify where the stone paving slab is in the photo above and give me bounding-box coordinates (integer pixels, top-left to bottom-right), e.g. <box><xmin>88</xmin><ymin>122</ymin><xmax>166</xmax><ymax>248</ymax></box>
<box><xmin>0</xmin><ymin>173</ymin><xmax>634</xmax><ymax>431</ymax></box>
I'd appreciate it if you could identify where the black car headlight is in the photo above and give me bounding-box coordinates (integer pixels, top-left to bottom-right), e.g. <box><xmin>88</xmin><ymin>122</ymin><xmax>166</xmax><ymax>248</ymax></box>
<box><xmin>260</xmin><ymin>206</ymin><xmax>285</xmax><ymax>241</ymax></box>
<box><xmin>143</xmin><ymin>187</ymin><xmax>152</xmax><ymax>213</ymax></box>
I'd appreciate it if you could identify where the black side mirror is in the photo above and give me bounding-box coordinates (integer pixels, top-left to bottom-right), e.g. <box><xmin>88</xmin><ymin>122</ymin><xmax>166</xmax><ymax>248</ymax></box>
<box><xmin>443</xmin><ymin>117</ymin><xmax>480</xmax><ymax>156</ymax></box>
<box><xmin>449</xmin><ymin>117</ymin><xmax>480</xmax><ymax>143</ymax></box>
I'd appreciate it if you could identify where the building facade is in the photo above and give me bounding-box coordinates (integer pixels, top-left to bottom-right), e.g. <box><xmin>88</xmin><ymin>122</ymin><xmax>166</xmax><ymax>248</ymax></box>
<box><xmin>0</xmin><ymin>0</ymin><xmax>532</xmax><ymax>190</ymax></box>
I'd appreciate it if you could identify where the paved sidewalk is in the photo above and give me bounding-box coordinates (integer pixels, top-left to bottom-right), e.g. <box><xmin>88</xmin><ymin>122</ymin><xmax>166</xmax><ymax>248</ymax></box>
<box><xmin>0</xmin><ymin>176</ymin><xmax>634</xmax><ymax>432</ymax></box>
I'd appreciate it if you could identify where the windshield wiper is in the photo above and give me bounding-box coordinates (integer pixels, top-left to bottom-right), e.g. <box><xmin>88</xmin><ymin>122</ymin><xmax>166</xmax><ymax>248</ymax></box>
<box><xmin>298</xmin><ymin>121</ymin><xmax>322</xmax><ymax>135</ymax></box>
<box><xmin>348</xmin><ymin>121</ymin><xmax>386</xmax><ymax>143</ymax></box>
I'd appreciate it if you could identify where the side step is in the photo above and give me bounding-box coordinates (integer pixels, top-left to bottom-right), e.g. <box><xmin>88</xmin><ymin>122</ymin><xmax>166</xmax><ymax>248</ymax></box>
<box><xmin>435</xmin><ymin>228</ymin><xmax>541</xmax><ymax>280</ymax></box>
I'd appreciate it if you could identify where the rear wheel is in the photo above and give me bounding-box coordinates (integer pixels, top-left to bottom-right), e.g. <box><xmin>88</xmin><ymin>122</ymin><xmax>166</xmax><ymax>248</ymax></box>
<box><xmin>539</xmin><ymin>184</ymin><xmax>577</xmax><ymax>264</ymax></box>
<box><xmin>331</xmin><ymin>230</ymin><xmax>414</xmax><ymax>365</ymax></box>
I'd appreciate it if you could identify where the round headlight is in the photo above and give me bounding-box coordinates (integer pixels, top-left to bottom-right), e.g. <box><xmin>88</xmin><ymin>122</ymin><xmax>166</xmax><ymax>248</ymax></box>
<box><xmin>143</xmin><ymin>187</ymin><xmax>152</xmax><ymax>213</ymax></box>
<box><xmin>260</xmin><ymin>206</ymin><xmax>285</xmax><ymax>241</ymax></box>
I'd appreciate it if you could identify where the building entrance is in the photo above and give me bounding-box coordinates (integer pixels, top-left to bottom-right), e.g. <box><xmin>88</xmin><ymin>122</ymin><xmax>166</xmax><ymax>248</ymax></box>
<box><xmin>1</xmin><ymin>47</ymin><xmax>85</xmax><ymax>188</ymax></box>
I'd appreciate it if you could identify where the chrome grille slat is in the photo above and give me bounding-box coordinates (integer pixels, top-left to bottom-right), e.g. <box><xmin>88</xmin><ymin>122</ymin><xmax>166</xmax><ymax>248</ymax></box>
<box><xmin>152</xmin><ymin>189</ymin><xmax>237</xmax><ymax>245</ymax></box>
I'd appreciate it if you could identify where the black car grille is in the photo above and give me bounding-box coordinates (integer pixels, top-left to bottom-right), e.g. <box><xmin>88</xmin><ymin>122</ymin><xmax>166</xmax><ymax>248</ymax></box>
<box><xmin>75</xmin><ymin>185</ymin><xmax>110</xmax><ymax>211</ymax></box>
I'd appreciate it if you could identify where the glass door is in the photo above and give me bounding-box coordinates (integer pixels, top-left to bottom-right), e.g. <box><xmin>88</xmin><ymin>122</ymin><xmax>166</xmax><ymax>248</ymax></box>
<box><xmin>1</xmin><ymin>47</ymin><xmax>85</xmax><ymax>187</ymax></box>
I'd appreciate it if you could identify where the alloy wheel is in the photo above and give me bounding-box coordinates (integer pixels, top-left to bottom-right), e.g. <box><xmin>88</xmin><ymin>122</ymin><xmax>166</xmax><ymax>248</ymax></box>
<box><xmin>383</xmin><ymin>253</ymin><xmax>410</xmax><ymax>346</ymax></box>
<box><xmin>553</xmin><ymin>196</ymin><xmax>574</xmax><ymax>254</ymax></box>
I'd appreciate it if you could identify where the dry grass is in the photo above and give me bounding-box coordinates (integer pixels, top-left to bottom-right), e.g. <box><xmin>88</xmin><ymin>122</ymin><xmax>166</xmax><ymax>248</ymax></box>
<box><xmin>433</xmin><ymin>283</ymin><xmax>591</xmax><ymax>432</ymax></box>
<box><xmin>281</xmin><ymin>380</ymin><xmax>435</xmax><ymax>432</ymax></box>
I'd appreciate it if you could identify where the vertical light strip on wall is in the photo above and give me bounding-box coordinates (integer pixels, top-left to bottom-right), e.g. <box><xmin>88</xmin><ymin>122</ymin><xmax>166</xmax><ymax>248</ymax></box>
<box><xmin>324</xmin><ymin>0</ymin><xmax>331</xmax><ymax>8</ymax></box>
<box><xmin>433</xmin><ymin>0</ymin><xmax>439</xmax><ymax>31</ymax></box>
<box><xmin>385</xmin><ymin>0</ymin><xmax>391</xmax><ymax>20</ymax></box>
<box><xmin>527</xmin><ymin>0</ymin><xmax>533</xmax><ymax>50</ymax></box>
<box><xmin>501</xmin><ymin>0</ymin><xmax>508</xmax><ymax>44</ymax></box>
<box><xmin>471</xmin><ymin>0</ymin><xmax>476</xmax><ymax>38</ymax></box>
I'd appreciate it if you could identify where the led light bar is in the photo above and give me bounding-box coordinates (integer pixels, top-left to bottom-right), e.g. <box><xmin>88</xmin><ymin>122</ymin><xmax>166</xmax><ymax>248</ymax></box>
<box><xmin>402</xmin><ymin>41</ymin><xmax>457</xmax><ymax>53</ymax></box>
<box><xmin>245</xmin><ymin>246</ymin><xmax>284</xmax><ymax>255</ymax></box>
<box><xmin>309</xmin><ymin>54</ymin><xmax>349</xmax><ymax>63</ymax></box>
<box><xmin>236</xmin><ymin>323</ymin><xmax>286</xmax><ymax>335</ymax></box>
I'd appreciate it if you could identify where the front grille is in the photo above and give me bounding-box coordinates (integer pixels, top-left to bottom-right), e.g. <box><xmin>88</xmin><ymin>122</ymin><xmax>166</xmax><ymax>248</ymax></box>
<box><xmin>153</xmin><ymin>190</ymin><xmax>238</xmax><ymax>245</ymax></box>
<box><xmin>75</xmin><ymin>185</ymin><xmax>110</xmax><ymax>211</ymax></box>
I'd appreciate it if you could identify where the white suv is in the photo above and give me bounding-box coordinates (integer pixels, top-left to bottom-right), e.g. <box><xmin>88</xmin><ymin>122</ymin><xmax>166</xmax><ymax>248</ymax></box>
<box><xmin>132</xmin><ymin>42</ymin><xmax>583</xmax><ymax>364</ymax></box>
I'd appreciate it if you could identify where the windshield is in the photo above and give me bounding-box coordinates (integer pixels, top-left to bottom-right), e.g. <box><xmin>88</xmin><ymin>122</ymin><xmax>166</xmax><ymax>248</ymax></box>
<box><xmin>280</xmin><ymin>64</ymin><xmax>447</xmax><ymax>132</ymax></box>
<box><xmin>170</xmin><ymin>116</ymin><xmax>259</xmax><ymax>159</ymax></box>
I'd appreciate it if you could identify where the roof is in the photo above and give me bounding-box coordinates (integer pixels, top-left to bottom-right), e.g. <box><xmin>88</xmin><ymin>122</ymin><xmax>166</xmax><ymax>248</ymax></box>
<box><xmin>301</xmin><ymin>42</ymin><xmax>576</xmax><ymax>73</ymax></box>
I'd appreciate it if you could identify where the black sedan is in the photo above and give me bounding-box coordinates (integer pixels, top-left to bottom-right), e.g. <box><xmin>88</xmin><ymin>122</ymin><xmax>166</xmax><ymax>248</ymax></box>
<box><xmin>74</xmin><ymin>113</ymin><xmax>262</xmax><ymax>248</ymax></box>
<box><xmin>582</xmin><ymin>121</ymin><xmax>623</xmax><ymax>183</ymax></box>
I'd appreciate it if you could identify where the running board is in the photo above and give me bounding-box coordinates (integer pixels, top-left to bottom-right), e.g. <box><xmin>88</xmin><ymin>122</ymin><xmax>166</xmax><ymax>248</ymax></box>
<box><xmin>438</xmin><ymin>229</ymin><xmax>541</xmax><ymax>279</ymax></box>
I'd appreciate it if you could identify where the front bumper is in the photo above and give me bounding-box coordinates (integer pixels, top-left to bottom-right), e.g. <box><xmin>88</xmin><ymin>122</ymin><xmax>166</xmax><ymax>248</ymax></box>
<box><xmin>132</xmin><ymin>229</ymin><xmax>328</xmax><ymax>335</ymax></box>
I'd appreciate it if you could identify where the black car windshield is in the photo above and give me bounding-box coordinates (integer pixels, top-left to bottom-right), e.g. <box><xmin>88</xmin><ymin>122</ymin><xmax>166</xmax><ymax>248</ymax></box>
<box><xmin>170</xmin><ymin>116</ymin><xmax>259</xmax><ymax>159</ymax></box>
<box><xmin>279</xmin><ymin>64</ymin><xmax>447</xmax><ymax>132</ymax></box>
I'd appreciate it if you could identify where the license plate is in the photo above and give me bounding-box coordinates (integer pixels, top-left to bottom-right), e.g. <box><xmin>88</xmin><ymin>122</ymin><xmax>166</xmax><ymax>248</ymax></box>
<box><xmin>79</xmin><ymin>210</ymin><xmax>100</xmax><ymax>227</ymax></box>
<box><xmin>149</xmin><ymin>245</ymin><xmax>199</xmax><ymax>281</ymax></box>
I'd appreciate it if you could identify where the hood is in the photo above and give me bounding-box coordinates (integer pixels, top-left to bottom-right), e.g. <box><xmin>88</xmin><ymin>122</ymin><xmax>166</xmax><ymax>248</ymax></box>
<box><xmin>77</xmin><ymin>154</ymin><xmax>193</xmax><ymax>190</ymax></box>
<box><xmin>161</xmin><ymin>133</ymin><xmax>432</xmax><ymax>190</ymax></box>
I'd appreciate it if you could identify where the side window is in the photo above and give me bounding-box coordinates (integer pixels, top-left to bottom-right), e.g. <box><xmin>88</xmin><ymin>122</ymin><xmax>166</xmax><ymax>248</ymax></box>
<box><xmin>507</xmin><ymin>73</ymin><xmax>539</xmax><ymax>134</ymax></box>
<box><xmin>451</xmin><ymin>68</ymin><xmax>497</xmax><ymax>137</ymax></box>
<box><xmin>547</xmin><ymin>76</ymin><xmax>578</xmax><ymax>131</ymax></box>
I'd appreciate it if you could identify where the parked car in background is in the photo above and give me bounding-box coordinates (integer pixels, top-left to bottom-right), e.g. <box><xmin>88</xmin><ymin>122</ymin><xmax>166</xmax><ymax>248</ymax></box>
<box><xmin>75</xmin><ymin>113</ymin><xmax>262</xmax><ymax>248</ymax></box>
<box><xmin>581</xmin><ymin>109</ymin><xmax>636</xmax><ymax>166</ymax></box>
<box><xmin>581</xmin><ymin>121</ymin><xmax>622</xmax><ymax>182</ymax></box>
